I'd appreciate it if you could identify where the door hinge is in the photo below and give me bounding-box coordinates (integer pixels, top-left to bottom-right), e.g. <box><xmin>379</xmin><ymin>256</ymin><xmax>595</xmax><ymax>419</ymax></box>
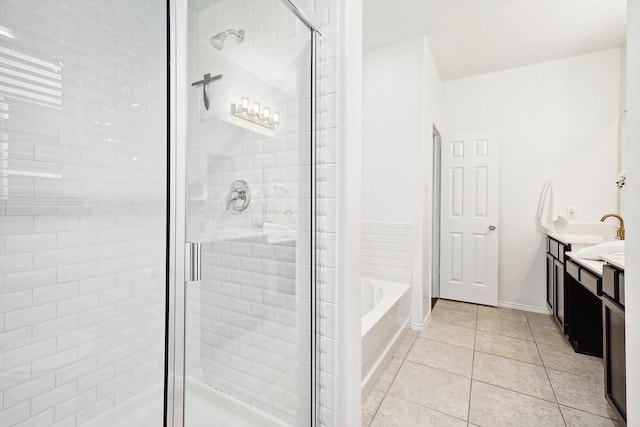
<box><xmin>185</xmin><ymin>241</ymin><xmax>201</xmax><ymax>282</ymax></box>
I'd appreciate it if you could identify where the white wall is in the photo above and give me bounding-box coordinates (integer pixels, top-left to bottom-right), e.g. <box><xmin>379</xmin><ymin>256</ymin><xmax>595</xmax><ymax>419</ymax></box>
<box><xmin>362</xmin><ymin>37</ymin><xmax>441</xmax><ymax>327</ymax></box>
<box><xmin>440</xmin><ymin>48</ymin><xmax>622</xmax><ymax>310</ymax></box>
<box><xmin>624</xmin><ymin>1</ymin><xmax>639</xmax><ymax>425</ymax></box>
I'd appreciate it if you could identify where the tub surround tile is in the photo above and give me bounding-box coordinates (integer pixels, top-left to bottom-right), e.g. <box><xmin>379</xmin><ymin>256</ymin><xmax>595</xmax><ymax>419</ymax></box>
<box><xmin>373</xmin><ymin>357</ymin><xmax>403</xmax><ymax>393</ymax></box>
<box><xmin>474</xmin><ymin>330</ymin><xmax>542</xmax><ymax>366</ymax></box>
<box><xmin>560</xmin><ymin>405</ymin><xmax>619</xmax><ymax>427</ymax></box>
<box><xmin>393</xmin><ymin>333</ymin><xmax>417</xmax><ymax>359</ymax></box>
<box><xmin>537</xmin><ymin>342</ymin><xmax>604</xmax><ymax>381</ymax></box>
<box><xmin>472</xmin><ymin>352</ymin><xmax>556</xmax><ymax>402</ymax></box>
<box><xmin>362</xmin><ymin>390</ymin><xmax>385</xmax><ymax>427</ymax></box>
<box><xmin>469</xmin><ymin>381</ymin><xmax>565</xmax><ymax>427</ymax></box>
<box><xmin>406</xmin><ymin>338</ymin><xmax>473</xmax><ymax>378</ymax></box>
<box><xmin>370</xmin><ymin>394</ymin><xmax>467</xmax><ymax>427</ymax></box>
<box><xmin>547</xmin><ymin>368</ymin><xmax>618</xmax><ymax>420</ymax></box>
<box><xmin>388</xmin><ymin>361</ymin><xmax>470</xmax><ymax>420</ymax></box>
<box><xmin>476</xmin><ymin>316</ymin><xmax>534</xmax><ymax>341</ymax></box>
<box><xmin>419</xmin><ymin>321</ymin><xmax>475</xmax><ymax>349</ymax></box>
<box><xmin>431</xmin><ymin>307</ymin><xmax>477</xmax><ymax>329</ymax></box>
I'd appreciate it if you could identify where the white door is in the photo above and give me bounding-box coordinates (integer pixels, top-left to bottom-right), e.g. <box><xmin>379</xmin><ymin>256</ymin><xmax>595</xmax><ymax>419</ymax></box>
<box><xmin>440</xmin><ymin>131</ymin><xmax>499</xmax><ymax>306</ymax></box>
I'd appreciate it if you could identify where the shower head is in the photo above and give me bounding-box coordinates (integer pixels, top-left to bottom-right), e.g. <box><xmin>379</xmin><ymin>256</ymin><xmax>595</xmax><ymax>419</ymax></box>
<box><xmin>210</xmin><ymin>29</ymin><xmax>245</xmax><ymax>51</ymax></box>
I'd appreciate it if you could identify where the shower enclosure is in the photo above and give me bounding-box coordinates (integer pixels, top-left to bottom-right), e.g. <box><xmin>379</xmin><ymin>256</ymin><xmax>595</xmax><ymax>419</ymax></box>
<box><xmin>0</xmin><ymin>0</ymin><xmax>319</xmax><ymax>426</ymax></box>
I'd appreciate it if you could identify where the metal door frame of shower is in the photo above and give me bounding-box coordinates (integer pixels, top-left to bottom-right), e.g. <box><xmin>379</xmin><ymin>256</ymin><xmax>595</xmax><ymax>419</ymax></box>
<box><xmin>165</xmin><ymin>1</ymin><xmax>322</xmax><ymax>426</ymax></box>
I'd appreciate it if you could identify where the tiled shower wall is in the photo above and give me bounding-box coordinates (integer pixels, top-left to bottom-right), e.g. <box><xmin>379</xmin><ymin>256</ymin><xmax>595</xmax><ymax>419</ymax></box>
<box><xmin>0</xmin><ymin>1</ymin><xmax>167</xmax><ymax>426</ymax></box>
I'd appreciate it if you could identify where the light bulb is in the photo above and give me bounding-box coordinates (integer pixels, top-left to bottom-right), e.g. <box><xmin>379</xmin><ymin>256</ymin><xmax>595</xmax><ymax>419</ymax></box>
<box><xmin>273</xmin><ymin>112</ymin><xmax>280</xmax><ymax>125</ymax></box>
<box><xmin>252</xmin><ymin>102</ymin><xmax>260</xmax><ymax>115</ymax></box>
<box><xmin>263</xmin><ymin>107</ymin><xmax>270</xmax><ymax>119</ymax></box>
<box><xmin>241</xmin><ymin>97</ymin><xmax>249</xmax><ymax>111</ymax></box>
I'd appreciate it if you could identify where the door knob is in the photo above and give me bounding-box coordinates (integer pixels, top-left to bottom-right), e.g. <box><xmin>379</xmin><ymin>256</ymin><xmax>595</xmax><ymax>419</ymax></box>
<box><xmin>489</xmin><ymin>225</ymin><xmax>496</xmax><ymax>230</ymax></box>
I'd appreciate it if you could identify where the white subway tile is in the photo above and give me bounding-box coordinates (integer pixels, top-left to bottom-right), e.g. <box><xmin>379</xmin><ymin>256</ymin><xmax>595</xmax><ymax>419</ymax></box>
<box><xmin>34</xmin><ymin>248</ymin><xmax>80</xmax><ymax>269</ymax></box>
<box><xmin>3</xmin><ymin>372</ymin><xmax>55</xmax><ymax>409</ymax></box>
<box><xmin>31</xmin><ymin>380</ymin><xmax>77</xmax><ymax>415</ymax></box>
<box><xmin>0</xmin><ymin>400</ymin><xmax>30</xmax><ymax>426</ymax></box>
<box><xmin>34</xmin><ymin>216</ymin><xmax>80</xmax><ymax>233</ymax></box>
<box><xmin>4</xmin><ymin>302</ymin><xmax>56</xmax><ymax>331</ymax></box>
<box><xmin>0</xmin><ymin>254</ymin><xmax>33</xmax><ymax>275</ymax></box>
<box><xmin>33</xmin><ymin>315</ymin><xmax>78</xmax><ymax>342</ymax></box>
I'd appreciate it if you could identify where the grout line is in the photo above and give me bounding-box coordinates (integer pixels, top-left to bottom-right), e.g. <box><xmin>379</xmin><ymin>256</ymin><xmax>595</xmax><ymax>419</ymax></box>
<box><xmin>526</xmin><ymin>315</ymin><xmax>568</xmax><ymax>427</ymax></box>
<box><xmin>472</xmin><ymin>349</ymin><xmax>543</xmax><ymax>368</ymax></box>
<box><xmin>381</xmin><ymin>392</ymin><xmax>470</xmax><ymax>425</ymax></box>
<box><xmin>467</xmin><ymin>326</ymin><xmax>477</xmax><ymax>423</ymax></box>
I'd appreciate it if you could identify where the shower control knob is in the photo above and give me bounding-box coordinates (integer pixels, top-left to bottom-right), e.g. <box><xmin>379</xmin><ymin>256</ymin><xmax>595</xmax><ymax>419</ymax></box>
<box><xmin>488</xmin><ymin>225</ymin><xmax>496</xmax><ymax>231</ymax></box>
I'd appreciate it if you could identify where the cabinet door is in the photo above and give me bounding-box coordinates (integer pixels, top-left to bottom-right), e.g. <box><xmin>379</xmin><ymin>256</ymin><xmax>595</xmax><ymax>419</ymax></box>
<box><xmin>546</xmin><ymin>253</ymin><xmax>555</xmax><ymax>310</ymax></box>
<box><xmin>554</xmin><ymin>259</ymin><xmax>565</xmax><ymax>330</ymax></box>
<box><xmin>604</xmin><ymin>299</ymin><xmax>626</xmax><ymax>421</ymax></box>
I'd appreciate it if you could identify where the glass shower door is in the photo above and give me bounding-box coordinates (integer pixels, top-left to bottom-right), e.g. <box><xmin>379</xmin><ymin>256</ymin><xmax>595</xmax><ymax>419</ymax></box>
<box><xmin>183</xmin><ymin>0</ymin><xmax>314</xmax><ymax>425</ymax></box>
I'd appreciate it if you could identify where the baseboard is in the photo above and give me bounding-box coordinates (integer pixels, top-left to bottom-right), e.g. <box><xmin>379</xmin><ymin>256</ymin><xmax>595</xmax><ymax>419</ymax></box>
<box><xmin>498</xmin><ymin>300</ymin><xmax>551</xmax><ymax>314</ymax></box>
<box><xmin>411</xmin><ymin>310</ymin><xmax>432</xmax><ymax>331</ymax></box>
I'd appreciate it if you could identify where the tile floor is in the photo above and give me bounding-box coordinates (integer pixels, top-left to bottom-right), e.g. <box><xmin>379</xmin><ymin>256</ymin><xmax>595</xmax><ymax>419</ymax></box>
<box><xmin>362</xmin><ymin>300</ymin><xmax>620</xmax><ymax>427</ymax></box>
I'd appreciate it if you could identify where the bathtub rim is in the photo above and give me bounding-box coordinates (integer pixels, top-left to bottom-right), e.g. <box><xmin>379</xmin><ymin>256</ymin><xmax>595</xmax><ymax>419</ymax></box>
<box><xmin>361</xmin><ymin>278</ymin><xmax>411</xmax><ymax>338</ymax></box>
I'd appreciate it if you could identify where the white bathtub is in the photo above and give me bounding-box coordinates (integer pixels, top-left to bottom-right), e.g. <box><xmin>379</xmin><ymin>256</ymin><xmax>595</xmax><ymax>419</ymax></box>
<box><xmin>361</xmin><ymin>277</ymin><xmax>411</xmax><ymax>399</ymax></box>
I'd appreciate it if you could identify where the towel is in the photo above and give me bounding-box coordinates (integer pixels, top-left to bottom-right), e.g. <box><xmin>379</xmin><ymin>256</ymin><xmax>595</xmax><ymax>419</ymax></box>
<box><xmin>537</xmin><ymin>179</ymin><xmax>560</xmax><ymax>232</ymax></box>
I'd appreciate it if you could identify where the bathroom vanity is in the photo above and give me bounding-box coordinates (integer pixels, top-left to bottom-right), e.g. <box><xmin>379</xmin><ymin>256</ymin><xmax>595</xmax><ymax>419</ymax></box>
<box><xmin>601</xmin><ymin>259</ymin><xmax>626</xmax><ymax>423</ymax></box>
<box><xmin>545</xmin><ymin>227</ymin><xmax>626</xmax><ymax>425</ymax></box>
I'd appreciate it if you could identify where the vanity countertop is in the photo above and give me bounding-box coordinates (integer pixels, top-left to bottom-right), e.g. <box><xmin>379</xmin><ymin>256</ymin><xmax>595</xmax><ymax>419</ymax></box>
<box><xmin>547</xmin><ymin>232</ymin><xmax>614</xmax><ymax>247</ymax></box>
<box><xmin>601</xmin><ymin>253</ymin><xmax>625</xmax><ymax>270</ymax></box>
<box><xmin>566</xmin><ymin>252</ymin><xmax>605</xmax><ymax>276</ymax></box>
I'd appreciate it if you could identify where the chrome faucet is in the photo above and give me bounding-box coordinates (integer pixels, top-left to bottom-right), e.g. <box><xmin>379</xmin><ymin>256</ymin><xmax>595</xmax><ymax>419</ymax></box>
<box><xmin>226</xmin><ymin>189</ymin><xmax>244</xmax><ymax>210</ymax></box>
<box><xmin>226</xmin><ymin>180</ymin><xmax>251</xmax><ymax>212</ymax></box>
<box><xmin>601</xmin><ymin>213</ymin><xmax>625</xmax><ymax>240</ymax></box>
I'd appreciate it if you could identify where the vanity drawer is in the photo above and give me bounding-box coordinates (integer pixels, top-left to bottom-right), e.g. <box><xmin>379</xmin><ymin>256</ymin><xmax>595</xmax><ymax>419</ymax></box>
<box><xmin>580</xmin><ymin>269</ymin><xmax>601</xmax><ymax>296</ymax></box>
<box><xmin>603</xmin><ymin>266</ymin><xmax>617</xmax><ymax>299</ymax></box>
<box><xmin>619</xmin><ymin>272</ymin><xmax>625</xmax><ymax>307</ymax></box>
<box><xmin>566</xmin><ymin>261</ymin><xmax>580</xmax><ymax>281</ymax></box>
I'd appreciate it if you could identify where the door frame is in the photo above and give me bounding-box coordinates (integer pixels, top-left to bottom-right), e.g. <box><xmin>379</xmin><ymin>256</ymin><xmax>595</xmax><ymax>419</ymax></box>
<box><xmin>431</xmin><ymin>126</ymin><xmax>442</xmax><ymax>301</ymax></box>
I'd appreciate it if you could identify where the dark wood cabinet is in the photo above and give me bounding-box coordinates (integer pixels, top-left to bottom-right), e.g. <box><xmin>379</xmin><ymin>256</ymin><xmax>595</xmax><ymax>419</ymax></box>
<box><xmin>565</xmin><ymin>259</ymin><xmax>602</xmax><ymax>357</ymax></box>
<box><xmin>546</xmin><ymin>237</ymin><xmax>569</xmax><ymax>333</ymax></box>
<box><xmin>602</xmin><ymin>265</ymin><xmax>626</xmax><ymax>424</ymax></box>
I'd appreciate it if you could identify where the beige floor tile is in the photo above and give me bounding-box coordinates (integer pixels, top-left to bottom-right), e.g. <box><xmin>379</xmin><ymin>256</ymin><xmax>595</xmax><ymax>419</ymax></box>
<box><xmin>371</xmin><ymin>394</ymin><xmax>467</xmax><ymax>427</ymax></box>
<box><xmin>560</xmin><ymin>405</ymin><xmax>618</xmax><ymax>427</ymax></box>
<box><xmin>374</xmin><ymin>357</ymin><xmax>403</xmax><ymax>393</ymax></box>
<box><xmin>529</xmin><ymin>322</ymin><xmax>567</xmax><ymax>347</ymax></box>
<box><xmin>388</xmin><ymin>361</ymin><xmax>471</xmax><ymax>420</ymax></box>
<box><xmin>537</xmin><ymin>342</ymin><xmax>604</xmax><ymax>381</ymax></box>
<box><xmin>435</xmin><ymin>299</ymin><xmax>479</xmax><ymax>314</ymax></box>
<box><xmin>476</xmin><ymin>316</ymin><xmax>534</xmax><ymax>341</ymax></box>
<box><xmin>420</xmin><ymin>320</ymin><xmax>476</xmax><ymax>349</ymax></box>
<box><xmin>474</xmin><ymin>330</ymin><xmax>542</xmax><ymax>366</ymax></box>
<box><xmin>525</xmin><ymin>311</ymin><xmax>555</xmax><ymax>326</ymax></box>
<box><xmin>431</xmin><ymin>306</ymin><xmax>477</xmax><ymax>329</ymax></box>
<box><xmin>477</xmin><ymin>305</ymin><xmax>528</xmax><ymax>323</ymax></box>
<box><xmin>393</xmin><ymin>333</ymin><xmax>417</xmax><ymax>359</ymax></box>
<box><xmin>547</xmin><ymin>368</ymin><xmax>618</xmax><ymax>419</ymax></box>
<box><xmin>362</xmin><ymin>390</ymin><xmax>385</xmax><ymax>427</ymax></box>
<box><xmin>406</xmin><ymin>338</ymin><xmax>473</xmax><ymax>377</ymax></box>
<box><xmin>469</xmin><ymin>381</ymin><xmax>565</xmax><ymax>427</ymax></box>
<box><xmin>472</xmin><ymin>352</ymin><xmax>556</xmax><ymax>401</ymax></box>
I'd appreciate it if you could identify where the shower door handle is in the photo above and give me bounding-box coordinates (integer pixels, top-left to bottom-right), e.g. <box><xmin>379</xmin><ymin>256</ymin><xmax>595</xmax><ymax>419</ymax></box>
<box><xmin>186</xmin><ymin>241</ymin><xmax>201</xmax><ymax>282</ymax></box>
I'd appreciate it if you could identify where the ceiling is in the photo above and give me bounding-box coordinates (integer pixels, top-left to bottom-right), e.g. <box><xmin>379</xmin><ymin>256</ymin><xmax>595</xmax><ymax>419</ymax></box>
<box><xmin>363</xmin><ymin>0</ymin><xmax>627</xmax><ymax>80</ymax></box>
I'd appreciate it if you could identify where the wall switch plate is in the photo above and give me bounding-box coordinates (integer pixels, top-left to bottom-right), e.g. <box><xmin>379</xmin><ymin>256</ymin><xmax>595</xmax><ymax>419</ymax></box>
<box><xmin>567</xmin><ymin>207</ymin><xmax>578</xmax><ymax>219</ymax></box>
